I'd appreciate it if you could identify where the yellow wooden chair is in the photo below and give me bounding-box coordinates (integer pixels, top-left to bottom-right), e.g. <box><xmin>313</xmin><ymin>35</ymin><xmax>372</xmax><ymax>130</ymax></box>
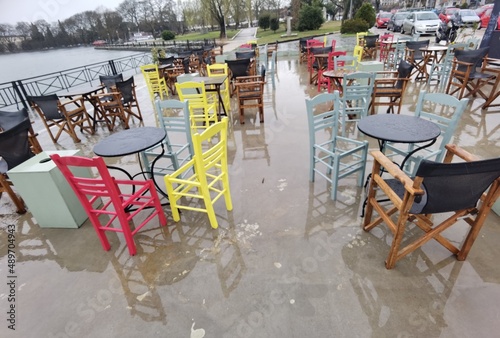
<box><xmin>175</xmin><ymin>81</ymin><xmax>218</xmax><ymax>135</ymax></box>
<box><xmin>353</xmin><ymin>45</ymin><xmax>364</xmax><ymax>65</ymax></box>
<box><xmin>140</xmin><ymin>64</ymin><xmax>169</xmax><ymax>101</ymax></box>
<box><xmin>164</xmin><ymin>117</ymin><xmax>232</xmax><ymax>229</ymax></box>
<box><xmin>207</xmin><ymin>63</ymin><xmax>231</xmax><ymax>112</ymax></box>
<box><xmin>356</xmin><ymin>32</ymin><xmax>368</xmax><ymax>47</ymax></box>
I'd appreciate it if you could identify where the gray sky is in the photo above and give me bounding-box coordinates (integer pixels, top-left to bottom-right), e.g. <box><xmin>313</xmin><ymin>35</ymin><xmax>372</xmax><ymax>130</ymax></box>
<box><xmin>0</xmin><ymin>0</ymin><xmax>123</xmax><ymax>25</ymax></box>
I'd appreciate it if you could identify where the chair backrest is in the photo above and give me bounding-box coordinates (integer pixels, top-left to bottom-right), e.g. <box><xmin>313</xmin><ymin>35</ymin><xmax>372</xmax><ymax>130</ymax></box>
<box><xmin>406</xmin><ymin>40</ymin><xmax>430</xmax><ymax>60</ymax></box>
<box><xmin>334</xmin><ymin>55</ymin><xmax>358</xmax><ymax>71</ymax></box>
<box><xmin>207</xmin><ymin>63</ymin><xmax>229</xmax><ymax>77</ymax></box>
<box><xmin>99</xmin><ymin>73</ymin><xmax>123</xmax><ymax>91</ymax></box>
<box><xmin>0</xmin><ymin>108</ymin><xmax>29</xmax><ymax>131</ymax></box>
<box><xmin>413</xmin><ymin>91</ymin><xmax>469</xmax><ymax>162</ymax></box>
<box><xmin>235</xmin><ymin>50</ymin><xmax>256</xmax><ymax>59</ymax></box>
<box><xmin>415</xmin><ymin>157</ymin><xmax>500</xmax><ymax>214</ymax></box>
<box><xmin>305</xmin><ymin>90</ymin><xmax>341</xmax><ymax>142</ymax></box>
<box><xmin>226</xmin><ymin>59</ymin><xmax>251</xmax><ymax>79</ymax></box>
<box><xmin>27</xmin><ymin>94</ymin><xmax>63</xmax><ymax>120</ymax></box>
<box><xmin>0</xmin><ymin>117</ymin><xmax>33</xmax><ymax>169</ymax></box>
<box><xmin>141</xmin><ymin>64</ymin><xmax>161</xmax><ymax>80</ymax></box>
<box><xmin>158</xmin><ymin>56</ymin><xmax>176</xmax><ymax>67</ymax></box>
<box><xmin>311</xmin><ymin>46</ymin><xmax>333</xmax><ymax>55</ymax></box>
<box><xmin>154</xmin><ymin>99</ymin><xmax>193</xmax><ymax>156</ymax></box>
<box><xmin>353</xmin><ymin>45</ymin><xmax>363</xmax><ymax>63</ymax></box>
<box><xmin>356</xmin><ymin>32</ymin><xmax>368</xmax><ymax>45</ymax></box>
<box><xmin>175</xmin><ymin>81</ymin><xmax>209</xmax><ymax>109</ymax></box>
<box><xmin>395</xmin><ymin>60</ymin><xmax>414</xmax><ymax>89</ymax></box>
<box><xmin>465</xmin><ymin>37</ymin><xmax>480</xmax><ymax>50</ymax></box>
<box><xmin>327</xmin><ymin>51</ymin><xmax>347</xmax><ymax>70</ymax></box>
<box><xmin>380</xmin><ymin>33</ymin><xmax>394</xmax><ymax>42</ymax></box>
<box><xmin>177</xmin><ymin>50</ymin><xmax>192</xmax><ymax>59</ymax></box>
<box><xmin>330</xmin><ymin>39</ymin><xmax>336</xmax><ymax>50</ymax></box>
<box><xmin>115</xmin><ymin>76</ymin><xmax>135</xmax><ymax>104</ymax></box>
<box><xmin>364</xmin><ymin>34</ymin><xmax>379</xmax><ymax>48</ymax></box>
<box><xmin>454</xmin><ymin>47</ymin><xmax>489</xmax><ymax>75</ymax></box>
<box><xmin>341</xmin><ymin>72</ymin><xmax>375</xmax><ymax>119</ymax></box>
<box><xmin>307</xmin><ymin>39</ymin><xmax>324</xmax><ymax>48</ymax></box>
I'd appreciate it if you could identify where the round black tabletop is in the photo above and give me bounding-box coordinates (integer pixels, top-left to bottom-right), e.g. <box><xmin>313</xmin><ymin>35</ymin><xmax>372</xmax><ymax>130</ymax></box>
<box><xmin>358</xmin><ymin>114</ymin><xmax>441</xmax><ymax>144</ymax></box>
<box><xmin>93</xmin><ymin>127</ymin><xmax>166</xmax><ymax>157</ymax></box>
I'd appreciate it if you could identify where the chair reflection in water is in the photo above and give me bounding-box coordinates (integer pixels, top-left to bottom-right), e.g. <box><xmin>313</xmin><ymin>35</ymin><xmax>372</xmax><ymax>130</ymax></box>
<box><xmin>305</xmin><ymin>91</ymin><xmax>369</xmax><ymax>201</ymax></box>
<box><xmin>50</xmin><ymin>154</ymin><xmax>167</xmax><ymax>256</ymax></box>
<box><xmin>363</xmin><ymin>144</ymin><xmax>500</xmax><ymax>269</ymax></box>
<box><xmin>164</xmin><ymin>118</ymin><xmax>232</xmax><ymax>229</ymax></box>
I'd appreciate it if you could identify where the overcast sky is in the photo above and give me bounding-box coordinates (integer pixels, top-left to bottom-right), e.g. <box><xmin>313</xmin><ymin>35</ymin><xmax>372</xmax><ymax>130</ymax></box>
<box><xmin>0</xmin><ymin>0</ymin><xmax>124</xmax><ymax>25</ymax></box>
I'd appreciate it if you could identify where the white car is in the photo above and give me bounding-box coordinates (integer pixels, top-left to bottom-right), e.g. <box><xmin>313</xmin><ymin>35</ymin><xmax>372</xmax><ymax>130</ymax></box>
<box><xmin>401</xmin><ymin>11</ymin><xmax>441</xmax><ymax>35</ymax></box>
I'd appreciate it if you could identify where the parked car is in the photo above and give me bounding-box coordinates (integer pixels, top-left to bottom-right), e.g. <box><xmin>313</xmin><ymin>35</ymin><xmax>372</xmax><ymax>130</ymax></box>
<box><xmin>451</xmin><ymin>9</ymin><xmax>480</xmax><ymax>27</ymax></box>
<box><xmin>401</xmin><ymin>11</ymin><xmax>441</xmax><ymax>35</ymax></box>
<box><xmin>476</xmin><ymin>4</ymin><xmax>493</xmax><ymax>18</ymax></box>
<box><xmin>376</xmin><ymin>12</ymin><xmax>393</xmax><ymax>28</ymax></box>
<box><xmin>439</xmin><ymin>7</ymin><xmax>459</xmax><ymax>23</ymax></box>
<box><xmin>387</xmin><ymin>12</ymin><xmax>409</xmax><ymax>32</ymax></box>
<box><xmin>478</xmin><ymin>8</ymin><xmax>500</xmax><ymax>30</ymax></box>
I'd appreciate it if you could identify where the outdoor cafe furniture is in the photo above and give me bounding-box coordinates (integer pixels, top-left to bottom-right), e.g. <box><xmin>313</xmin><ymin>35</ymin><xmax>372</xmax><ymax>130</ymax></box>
<box><xmin>405</xmin><ymin>40</ymin><xmax>430</xmax><ymax>81</ymax></box>
<box><xmin>175</xmin><ymin>81</ymin><xmax>218</xmax><ymax>134</ymax></box>
<box><xmin>369</xmin><ymin>60</ymin><xmax>413</xmax><ymax>115</ymax></box>
<box><xmin>140</xmin><ymin>99</ymin><xmax>193</xmax><ymax>181</ymax></box>
<box><xmin>140</xmin><ymin>64</ymin><xmax>169</xmax><ymax>103</ymax></box>
<box><xmin>362</xmin><ymin>34</ymin><xmax>379</xmax><ymax>60</ymax></box>
<box><xmin>234</xmin><ymin>75</ymin><xmax>265</xmax><ymax>124</ymax></box>
<box><xmin>61</xmin><ymin>85</ymin><xmax>106</xmax><ymax>130</ymax></box>
<box><xmin>317</xmin><ymin>51</ymin><xmax>347</xmax><ymax>92</ymax></box>
<box><xmin>383</xmin><ymin>91</ymin><xmax>469</xmax><ymax>176</ymax></box>
<box><xmin>363</xmin><ymin>143</ymin><xmax>500</xmax><ymax>269</ymax></box>
<box><xmin>50</xmin><ymin>152</ymin><xmax>167</xmax><ymax>256</ymax></box>
<box><xmin>426</xmin><ymin>43</ymin><xmax>468</xmax><ymax>88</ymax></box>
<box><xmin>8</xmin><ymin>149</ymin><xmax>90</xmax><ymax>227</ymax></box>
<box><xmin>99</xmin><ymin>73</ymin><xmax>123</xmax><ymax>92</ymax></box>
<box><xmin>226</xmin><ymin>59</ymin><xmax>251</xmax><ymax>95</ymax></box>
<box><xmin>308</xmin><ymin>46</ymin><xmax>333</xmax><ymax>84</ymax></box>
<box><xmin>206</xmin><ymin>64</ymin><xmax>231</xmax><ymax>113</ymax></box>
<box><xmin>27</xmin><ymin>94</ymin><xmax>94</xmax><ymax>144</ymax></box>
<box><xmin>446</xmin><ymin>47</ymin><xmax>495</xmax><ymax>100</ymax></box>
<box><xmin>0</xmin><ymin>117</ymin><xmax>34</xmax><ymax>213</ymax></box>
<box><xmin>481</xmin><ymin>57</ymin><xmax>500</xmax><ymax>110</ymax></box>
<box><xmin>0</xmin><ymin>108</ymin><xmax>42</xmax><ymax>154</ymax></box>
<box><xmin>417</xmin><ymin>44</ymin><xmax>449</xmax><ymax>81</ymax></box>
<box><xmin>305</xmin><ymin>91</ymin><xmax>368</xmax><ymax>201</ymax></box>
<box><xmin>164</xmin><ymin>118</ymin><xmax>232</xmax><ymax>230</ymax></box>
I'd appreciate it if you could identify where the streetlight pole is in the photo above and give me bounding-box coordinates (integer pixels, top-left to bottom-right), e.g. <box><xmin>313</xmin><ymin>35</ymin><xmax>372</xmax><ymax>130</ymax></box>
<box><xmin>349</xmin><ymin>0</ymin><xmax>353</xmax><ymax>19</ymax></box>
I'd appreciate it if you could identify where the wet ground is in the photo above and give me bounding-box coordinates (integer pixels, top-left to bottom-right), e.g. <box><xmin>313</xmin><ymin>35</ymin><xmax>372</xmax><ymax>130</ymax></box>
<box><xmin>1</xmin><ymin>28</ymin><xmax>499</xmax><ymax>337</ymax></box>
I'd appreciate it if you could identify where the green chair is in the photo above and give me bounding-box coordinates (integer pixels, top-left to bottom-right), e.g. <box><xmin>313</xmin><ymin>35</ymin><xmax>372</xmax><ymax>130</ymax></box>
<box><xmin>305</xmin><ymin>91</ymin><xmax>369</xmax><ymax>200</ymax></box>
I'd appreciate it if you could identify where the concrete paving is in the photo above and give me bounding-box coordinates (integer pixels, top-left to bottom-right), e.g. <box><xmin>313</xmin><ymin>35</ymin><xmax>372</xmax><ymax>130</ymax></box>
<box><xmin>1</xmin><ymin>28</ymin><xmax>499</xmax><ymax>338</ymax></box>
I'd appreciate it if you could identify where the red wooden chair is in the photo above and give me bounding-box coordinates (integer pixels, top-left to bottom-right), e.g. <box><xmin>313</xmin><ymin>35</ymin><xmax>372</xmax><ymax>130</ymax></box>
<box><xmin>317</xmin><ymin>51</ymin><xmax>346</xmax><ymax>92</ymax></box>
<box><xmin>50</xmin><ymin>154</ymin><xmax>167</xmax><ymax>256</ymax></box>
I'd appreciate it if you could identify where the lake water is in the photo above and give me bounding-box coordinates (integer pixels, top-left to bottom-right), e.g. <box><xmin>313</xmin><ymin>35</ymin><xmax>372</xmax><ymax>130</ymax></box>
<box><xmin>0</xmin><ymin>47</ymin><xmax>148</xmax><ymax>83</ymax></box>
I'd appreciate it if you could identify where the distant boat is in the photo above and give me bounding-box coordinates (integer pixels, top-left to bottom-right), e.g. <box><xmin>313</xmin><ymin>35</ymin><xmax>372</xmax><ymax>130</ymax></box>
<box><xmin>92</xmin><ymin>40</ymin><xmax>107</xmax><ymax>46</ymax></box>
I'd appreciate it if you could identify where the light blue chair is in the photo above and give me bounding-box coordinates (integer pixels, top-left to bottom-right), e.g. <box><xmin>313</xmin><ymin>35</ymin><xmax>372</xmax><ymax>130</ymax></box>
<box><xmin>427</xmin><ymin>43</ymin><xmax>468</xmax><ymax>90</ymax></box>
<box><xmin>385</xmin><ymin>91</ymin><xmax>469</xmax><ymax>175</ymax></box>
<box><xmin>305</xmin><ymin>91</ymin><xmax>369</xmax><ymax>200</ymax></box>
<box><xmin>260</xmin><ymin>50</ymin><xmax>277</xmax><ymax>89</ymax></box>
<box><xmin>339</xmin><ymin>71</ymin><xmax>375</xmax><ymax>136</ymax></box>
<box><xmin>140</xmin><ymin>99</ymin><xmax>193</xmax><ymax>179</ymax></box>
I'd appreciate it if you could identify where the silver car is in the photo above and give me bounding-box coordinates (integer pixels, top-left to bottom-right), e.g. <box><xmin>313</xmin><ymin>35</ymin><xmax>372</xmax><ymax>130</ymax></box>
<box><xmin>387</xmin><ymin>12</ymin><xmax>409</xmax><ymax>32</ymax></box>
<box><xmin>401</xmin><ymin>11</ymin><xmax>441</xmax><ymax>35</ymax></box>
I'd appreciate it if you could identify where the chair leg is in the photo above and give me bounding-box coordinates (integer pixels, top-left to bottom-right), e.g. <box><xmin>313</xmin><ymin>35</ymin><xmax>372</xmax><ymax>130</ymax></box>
<box><xmin>0</xmin><ymin>175</ymin><xmax>26</xmax><ymax>214</ymax></box>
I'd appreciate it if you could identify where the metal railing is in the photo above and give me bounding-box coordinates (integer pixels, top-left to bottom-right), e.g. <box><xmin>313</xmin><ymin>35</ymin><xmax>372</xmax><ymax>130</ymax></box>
<box><xmin>0</xmin><ymin>52</ymin><xmax>153</xmax><ymax>111</ymax></box>
<box><xmin>100</xmin><ymin>38</ymin><xmax>219</xmax><ymax>52</ymax></box>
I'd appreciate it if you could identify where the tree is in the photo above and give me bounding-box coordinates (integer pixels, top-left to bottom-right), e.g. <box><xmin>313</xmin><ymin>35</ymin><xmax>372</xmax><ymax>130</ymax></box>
<box><xmin>259</xmin><ymin>14</ymin><xmax>271</xmax><ymax>30</ymax></box>
<box><xmin>297</xmin><ymin>2</ymin><xmax>324</xmax><ymax>31</ymax></box>
<box><xmin>354</xmin><ymin>3</ymin><xmax>375</xmax><ymax>28</ymax></box>
<box><xmin>270</xmin><ymin>17</ymin><xmax>280</xmax><ymax>32</ymax></box>
<box><xmin>201</xmin><ymin>0</ymin><xmax>230</xmax><ymax>38</ymax></box>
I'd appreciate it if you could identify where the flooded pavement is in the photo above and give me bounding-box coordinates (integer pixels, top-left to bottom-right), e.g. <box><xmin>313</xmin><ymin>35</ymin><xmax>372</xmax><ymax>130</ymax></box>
<box><xmin>1</xmin><ymin>28</ymin><xmax>499</xmax><ymax>337</ymax></box>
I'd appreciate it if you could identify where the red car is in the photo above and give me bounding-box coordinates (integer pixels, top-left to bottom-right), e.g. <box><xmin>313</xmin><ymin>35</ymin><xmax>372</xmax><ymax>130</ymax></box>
<box><xmin>376</xmin><ymin>12</ymin><xmax>392</xmax><ymax>28</ymax></box>
<box><xmin>439</xmin><ymin>7</ymin><xmax>459</xmax><ymax>23</ymax></box>
<box><xmin>479</xmin><ymin>8</ymin><xmax>500</xmax><ymax>30</ymax></box>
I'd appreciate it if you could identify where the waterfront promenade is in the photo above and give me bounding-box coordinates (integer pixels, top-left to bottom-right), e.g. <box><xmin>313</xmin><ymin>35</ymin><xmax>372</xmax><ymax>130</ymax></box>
<box><xmin>0</xmin><ymin>27</ymin><xmax>499</xmax><ymax>338</ymax></box>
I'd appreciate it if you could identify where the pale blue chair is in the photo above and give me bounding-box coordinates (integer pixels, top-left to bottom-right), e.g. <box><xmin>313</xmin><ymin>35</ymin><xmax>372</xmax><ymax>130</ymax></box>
<box><xmin>339</xmin><ymin>71</ymin><xmax>375</xmax><ymax>136</ymax></box>
<box><xmin>305</xmin><ymin>91</ymin><xmax>369</xmax><ymax>200</ymax></box>
<box><xmin>140</xmin><ymin>99</ymin><xmax>193</xmax><ymax>178</ymax></box>
<box><xmin>385</xmin><ymin>91</ymin><xmax>469</xmax><ymax>175</ymax></box>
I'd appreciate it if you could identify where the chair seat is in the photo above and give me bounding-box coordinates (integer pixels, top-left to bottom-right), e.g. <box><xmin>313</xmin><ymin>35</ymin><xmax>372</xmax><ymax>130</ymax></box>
<box><xmin>373</xmin><ymin>89</ymin><xmax>401</xmax><ymax>97</ymax></box>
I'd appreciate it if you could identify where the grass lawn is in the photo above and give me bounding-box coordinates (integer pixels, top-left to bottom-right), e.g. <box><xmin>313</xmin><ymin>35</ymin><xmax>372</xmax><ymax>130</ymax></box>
<box><xmin>174</xmin><ymin>29</ymin><xmax>239</xmax><ymax>41</ymax></box>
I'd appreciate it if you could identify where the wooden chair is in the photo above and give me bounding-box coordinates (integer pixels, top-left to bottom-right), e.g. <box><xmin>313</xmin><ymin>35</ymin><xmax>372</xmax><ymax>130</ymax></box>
<box><xmin>369</xmin><ymin>60</ymin><xmax>413</xmax><ymax>115</ymax></box>
<box><xmin>164</xmin><ymin>118</ymin><xmax>232</xmax><ymax>229</ymax></box>
<box><xmin>99</xmin><ymin>73</ymin><xmax>123</xmax><ymax>92</ymax></box>
<box><xmin>339</xmin><ymin>71</ymin><xmax>375</xmax><ymax>136</ymax></box>
<box><xmin>140</xmin><ymin>99</ymin><xmax>193</xmax><ymax>179</ymax></box>
<box><xmin>50</xmin><ymin>154</ymin><xmax>167</xmax><ymax>256</ymax></box>
<box><xmin>225</xmin><ymin>58</ymin><xmax>251</xmax><ymax>96</ymax></box>
<box><xmin>91</xmin><ymin>91</ymin><xmax>130</xmax><ymax>131</ymax></box>
<box><xmin>115</xmin><ymin>76</ymin><xmax>143</xmax><ymax>123</ymax></box>
<box><xmin>446</xmin><ymin>47</ymin><xmax>495</xmax><ymax>100</ymax></box>
<box><xmin>356</xmin><ymin>32</ymin><xmax>368</xmax><ymax>47</ymax></box>
<box><xmin>317</xmin><ymin>51</ymin><xmax>346</xmax><ymax>92</ymax></box>
<box><xmin>384</xmin><ymin>91</ymin><xmax>469</xmax><ymax>175</ymax></box>
<box><xmin>0</xmin><ymin>118</ymin><xmax>34</xmax><ymax>213</ymax></box>
<box><xmin>353</xmin><ymin>45</ymin><xmax>363</xmax><ymax>64</ymax></box>
<box><xmin>363</xmin><ymin>144</ymin><xmax>500</xmax><ymax>269</ymax></box>
<box><xmin>175</xmin><ymin>81</ymin><xmax>218</xmax><ymax>134</ymax></box>
<box><xmin>427</xmin><ymin>43</ymin><xmax>468</xmax><ymax>88</ymax></box>
<box><xmin>233</xmin><ymin>75</ymin><xmax>265</xmax><ymax>124</ymax></box>
<box><xmin>27</xmin><ymin>94</ymin><xmax>94</xmax><ymax>143</ymax></box>
<box><xmin>140</xmin><ymin>64</ymin><xmax>169</xmax><ymax>101</ymax></box>
<box><xmin>0</xmin><ymin>108</ymin><xmax>42</xmax><ymax>154</ymax></box>
<box><xmin>305</xmin><ymin>91</ymin><xmax>369</xmax><ymax>200</ymax></box>
<box><xmin>405</xmin><ymin>40</ymin><xmax>430</xmax><ymax>81</ymax></box>
<box><xmin>363</xmin><ymin>34</ymin><xmax>379</xmax><ymax>60</ymax></box>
